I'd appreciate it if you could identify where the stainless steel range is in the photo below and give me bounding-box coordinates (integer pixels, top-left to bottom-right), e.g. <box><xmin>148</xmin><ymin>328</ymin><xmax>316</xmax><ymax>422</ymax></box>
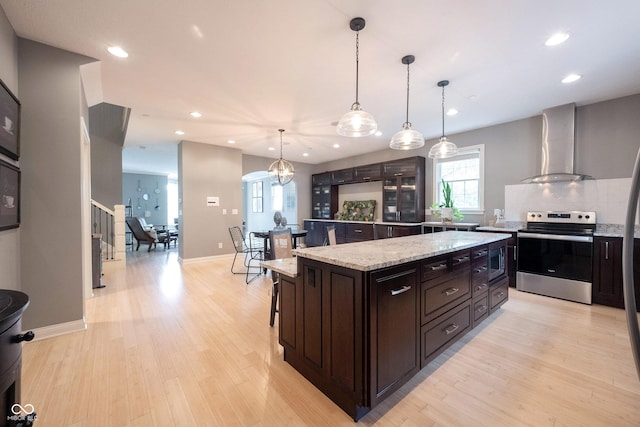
<box><xmin>517</xmin><ymin>211</ymin><xmax>596</xmax><ymax>304</ymax></box>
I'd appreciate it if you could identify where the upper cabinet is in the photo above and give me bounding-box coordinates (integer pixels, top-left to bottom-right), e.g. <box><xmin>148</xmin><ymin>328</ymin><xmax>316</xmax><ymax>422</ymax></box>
<box><xmin>311</xmin><ymin>172</ymin><xmax>337</xmax><ymax>219</ymax></box>
<box><xmin>331</xmin><ymin>168</ymin><xmax>354</xmax><ymax>185</ymax></box>
<box><xmin>312</xmin><ymin>172</ymin><xmax>331</xmax><ymax>186</ymax></box>
<box><xmin>383</xmin><ymin>157</ymin><xmax>421</xmax><ymax>177</ymax></box>
<box><xmin>353</xmin><ymin>163</ymin><xmax>382</xmax><ymax>183</ymax></box>
<box><xmin>382</xmin><ymin>157</ymin><xmax>425</xmax><ymax>223</ymax></box>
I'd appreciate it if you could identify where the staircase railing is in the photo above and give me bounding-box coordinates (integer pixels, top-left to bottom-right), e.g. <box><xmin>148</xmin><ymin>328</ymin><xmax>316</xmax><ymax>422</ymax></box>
<box><xmin>91</xmin><ymin>201</ymin><xmax>126</xmax><ymax>262</ymax></box>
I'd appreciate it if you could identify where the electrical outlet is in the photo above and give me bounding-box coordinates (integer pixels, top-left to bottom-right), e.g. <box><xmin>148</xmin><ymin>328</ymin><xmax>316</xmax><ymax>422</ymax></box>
<box><xmin>232</xmin><ymin>209</ymin><xmax>238</xmax><ymax>215</ymax></box>
<box><xmin>218</xmin><ymin>242</ymin><xmax>223</xmax><ymax>249</ymax></box>
<box><xmin>222</xmin><ymin>209</ymin><xmax>227</xmax><ymax>215</ymax></box>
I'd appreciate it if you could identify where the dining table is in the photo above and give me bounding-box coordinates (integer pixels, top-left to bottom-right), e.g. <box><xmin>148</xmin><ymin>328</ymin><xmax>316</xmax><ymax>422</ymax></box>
<box><xmin>252</xmin><ymin>228</ymin><xmax>308</xmax><ymax>255</ymax></box>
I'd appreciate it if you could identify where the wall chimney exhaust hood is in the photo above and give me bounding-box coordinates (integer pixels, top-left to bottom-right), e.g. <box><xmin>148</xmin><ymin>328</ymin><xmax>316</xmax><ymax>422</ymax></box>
<box><xmin>522</xmin><ymin>103</ymin><xmax>593</xmax><ymax>183</ymax></box>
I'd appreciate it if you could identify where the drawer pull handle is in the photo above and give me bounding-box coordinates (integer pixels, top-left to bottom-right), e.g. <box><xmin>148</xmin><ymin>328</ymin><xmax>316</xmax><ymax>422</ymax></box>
<box><xmin>474</xmin><ymin>267</ymin><xmax>487</xmax><ymax>273</ymax></box>
<box><xmin>13</xmin><ymin>331</ymin><xmax>35</xmax><ymax>343</ymax></box>
<box><xmin>496</xmin><ymin>292</ymin><xmax>506</xmax><ymax>298</ymax></box>
<box><xmin>390</xmin><ymin>285</ymin><xmax>412</xmax><ymax>296</ymax></box>
<box><xmin>444</xmin><ymin>287</ymin><xmax>459</xmax><ymax>296</ymax></box>
<box><xmin>475</xmin><ymin>283</ymin><xmax>487</xmax><ymax>291</ymax></box>
<box><xmin>354</xmin><ymin>229</ymin><xmax>363</xmax><ymax>233</ymax></box>
<box><xmin>444</xmin><ymin>324</ymin><xmax>459</xmax><ymax>335</ymax></box>
<box><xmin>455</xmin><ymin>256</ymin><xmax>470</xmax><ymax>263</ymax></box>
<box><xmin>362</xmin><ymin>176</ymin><xmax>370</xmax><ymax>180</ymax></box>
<box><xmin>476</xmin><ymin>305</ymin><xmax>488</xmax><ymax>314</ymax></box>
<box><xmin>476</xmin><ymin>250</ymin><xmax>487</xmax><ymax>257</ymax></box>
<box><xmin>430</xmin><ymin>264</ymin><xmax>448</xmax><ymax>271</ymax></box>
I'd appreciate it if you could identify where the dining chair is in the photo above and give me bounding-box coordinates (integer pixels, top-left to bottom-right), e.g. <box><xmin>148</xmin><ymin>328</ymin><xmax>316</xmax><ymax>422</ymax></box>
<box><xmin>325</xmin><ymin>225</ymin><xmax>337</xmax><ymax>246</ymax></box>
<box><xmin>268</xmin><ymin>228</ymin><xmax>293</xmax><ymax>326</ymax></box>
<box><xmin>228</xmin><ymin>226</ymin><xmax>264</xmax><ymax>284</ymax></box>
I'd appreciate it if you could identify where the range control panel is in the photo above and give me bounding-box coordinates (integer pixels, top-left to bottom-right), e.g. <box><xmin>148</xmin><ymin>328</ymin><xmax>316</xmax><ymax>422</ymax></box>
<box><xmin>526</xmin><ymin>211</ymin><xmax>596</xmax><ymax>224</ymax></box>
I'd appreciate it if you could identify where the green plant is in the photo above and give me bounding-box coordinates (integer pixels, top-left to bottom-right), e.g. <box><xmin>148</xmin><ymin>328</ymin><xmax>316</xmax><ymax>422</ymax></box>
<box><xmin>430</xmin><ymin>179</ymin><xmax>464</xmax><ymax>220</ymax></box>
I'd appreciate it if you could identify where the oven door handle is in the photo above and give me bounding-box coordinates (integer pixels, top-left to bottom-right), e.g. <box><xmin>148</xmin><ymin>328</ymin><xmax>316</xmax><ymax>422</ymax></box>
<box><xmin>517</xmin><ymin>232</ymin><xmax>592</xmax><ymax>243</ymax></box>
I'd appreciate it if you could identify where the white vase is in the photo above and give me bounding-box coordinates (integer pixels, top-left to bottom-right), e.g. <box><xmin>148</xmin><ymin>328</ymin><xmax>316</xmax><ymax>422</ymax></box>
<box><xmin>440</xmin><ymin>207</ymin><xmax>454</xmax><ymax>222</ymax></box>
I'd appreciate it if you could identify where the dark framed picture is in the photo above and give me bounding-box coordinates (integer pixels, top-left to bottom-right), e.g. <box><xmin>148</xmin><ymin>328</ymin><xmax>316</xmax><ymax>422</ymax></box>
<box><xmin>0</xmin><ymin>159</ymin><xmax>20</xmax><ymax>231</ymax></box>
<box><xmin>0</xmin><ymin>78</ymin><xmax>20</xmax><ymax>160</ymax></box>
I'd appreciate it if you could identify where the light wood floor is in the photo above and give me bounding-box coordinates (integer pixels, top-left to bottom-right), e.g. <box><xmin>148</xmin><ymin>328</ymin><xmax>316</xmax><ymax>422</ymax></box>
<box><xmin>21</xmin><ymin>248</ymin><xmax>640</xmax><ymax>426</ymax></box>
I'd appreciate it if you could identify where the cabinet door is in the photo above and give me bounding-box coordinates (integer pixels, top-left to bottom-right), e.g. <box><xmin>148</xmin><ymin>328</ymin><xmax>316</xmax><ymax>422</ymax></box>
<box><xmin>353</xmin><ymin>163</ymin><xmax>382</xmax><ymax>182</ymax></box>
<box><xmin>382</xmin><ymin>157</ymin><xmax>419</xmax><ymax>177</ymax></box>
<box><xmin>593</xmin><ymin>237</ymin><xmax>624</xmax><ymax>308</ymax></box>
<box><xmin>312</xmin><ymin>172</ymin><xmax>331</xmax><ymax>186</ymax></box>
<box><xmin>370</xmin><ymin>265</ymin><xmax>419</xmax><ymax>403</ymax></box>
<box><xmin>331</xmin><ymin>168</ymin><xmax>354</xmax><ymax>185</ymax></box>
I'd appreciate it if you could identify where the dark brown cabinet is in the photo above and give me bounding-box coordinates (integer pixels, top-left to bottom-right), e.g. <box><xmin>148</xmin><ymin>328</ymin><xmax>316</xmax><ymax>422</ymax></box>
<box><xmin>592</xmin><ymin>236</ymin><xmax>640</xmax><ymax>310</ymax></box>
<box><xmin>476</xmin><ymin>230</ymin><xmax>517</xmax><ymax>287</ymax></box>
<box><xmin>345</xmin><ymin>223</ymin><xmax>373</xmax><ymax>242</ymax></box>
<box><xmin>382</xmin><ymin>157</ymin><xmax>425</xmax><ymax>223</ymax></box>
<box><xmin>311</xmin><ymin>172</ymin><xmax>337</xmax><ymax>219</ymax></box>
<box><xmin>373</xmin><ymin>223</ymin><xmax>421</xmax><ymax>239</ymax></box>
<box><xmin>353</xmin><ymin>163</ymin><xmax>382</xmax><ymax>182</ymax></box>
<box><xmin>593</xmin><ymin>236</ymin><xmax>624</xmax><ymax>308</ymax></box>
<box><xmin>331</xmin><ymin>168</ymin><xmax>354</xmax><ymax>185</ymax></box>
<box><xmin>370</xmin><ymin>265</ymin><xmax>419</xmax><ymax>404</ymax></box>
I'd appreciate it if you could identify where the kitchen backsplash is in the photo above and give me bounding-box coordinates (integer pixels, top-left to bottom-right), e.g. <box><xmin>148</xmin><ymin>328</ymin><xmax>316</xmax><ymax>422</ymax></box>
<box><xmin>505</xmin><ymin>178</ymin><xmax>638</xmax><ymax>225</ymax></box>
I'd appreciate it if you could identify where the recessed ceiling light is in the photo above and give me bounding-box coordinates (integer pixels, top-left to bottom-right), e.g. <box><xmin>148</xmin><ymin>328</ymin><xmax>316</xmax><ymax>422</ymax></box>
<box><xmin>303</xmin><ymin>153</ymin><xmax>309</xmax><ymax>157</ymax></box>
<box><xmin>227</xmin><ymin>140</ymin><xmax>235</xmax><ymax>144</ymax></box>
<box><xmin>333</xmin><ymin>144</ymin><xmax>340</xmax><ymax>148</ymax></box>
<box><xmin>545</xmin><ymin>32</ymin><xmax>570</xmax><ymax>47</ymax></box>
<box><xmin>175</xmin><ymin>130</ymin><xmax>185</xmax><ymax>135</ymax></box>
<box><xmin>446</xmin><ymin>108</ymin><xmax>459</xmax><ymax>116</ymax></box>
<box><xmin>107</xmin><ymin>46</ymin><xmax>128</xmax><ymax>58</ymax></box>
<box><xmin>562</xmin><ymin>73</ymin><xmax>581</xmax><ymax>83</ymax></box>
<box><xmin>374</xmin><ymin>131</ymin><xmax>383</xmax><ymax>136</ymax></box>
<box><xmin>268</xmin><ymin>147</ymin><xmax>275</xmax><ymax>151</ymax></box>
<box><xmin>190</xmin><ymin>111</ymin><xmax>202</xmax><ymax>118</ymax></box>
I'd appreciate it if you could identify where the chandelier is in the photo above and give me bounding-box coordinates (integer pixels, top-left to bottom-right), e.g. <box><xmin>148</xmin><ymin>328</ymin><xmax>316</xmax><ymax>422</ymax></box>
<box><xmin>268</xmin><ymin>129</ymin><xmax>295</xmax><ymax>185</ymax></box>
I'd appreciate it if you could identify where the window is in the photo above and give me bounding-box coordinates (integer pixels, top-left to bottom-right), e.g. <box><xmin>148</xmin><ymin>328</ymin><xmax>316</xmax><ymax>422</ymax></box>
<box><xmin>252</xmin><ymin>181</ymin><xmax>263</xmax><ymax>213</ymax></box>
<box><xmin>271</xmin><ymin>184</ymin><xmax>283</xmax><ymax>212</ymax></box>
<box><xmin>432</xmin><ymin>144</ymin><xmax>484</xmax><ymax>214</ymax></box>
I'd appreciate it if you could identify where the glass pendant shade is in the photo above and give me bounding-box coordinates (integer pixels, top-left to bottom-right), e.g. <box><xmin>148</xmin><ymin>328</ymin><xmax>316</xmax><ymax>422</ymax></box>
<box><xmin>428</xmin><ymin>80</ymin><xmax>459</xmax><ymax>159</ymax></box>
<box><xmin>390</xmin><ymin>54</ymin><xmax>423</xmax><ymax>150</ymax></box>
<box><xmin>268</xmin><ymin>158</ymin><xmax>295</xmax><ymax>185</ymax></box>
<box><xmin>390</xmin><ymin>122</ymin><xmax>424</xmax><ymax>150</ymax></box>
<box><xmin>337</xmin><ymin>17</ymin><xmax>377</xmax><ymax>137</ymax></box>
<box><xmin>337</xmin><ymin>103</ymin><xmax>378</xmax><ymax>137</ymax></box>
<box><xmin>268</xmin><ymin>129</ymin><xmax>295</xmax><ymax>185</ymax></box>
<box><xmin>428</xmin><ymin>136</ymin><xmax>459</xmax><ymax>159</ymax></box>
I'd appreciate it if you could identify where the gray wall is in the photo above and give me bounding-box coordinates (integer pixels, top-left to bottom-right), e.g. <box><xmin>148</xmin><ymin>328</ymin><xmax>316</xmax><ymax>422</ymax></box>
<box><xmin>123</xmin><ymin>172</ymin><xmax>168</xmax><ymax>226</ymax></box>
<box><xmin>179</xmin><ymin>141</ymin><xmax>244</xmax><ymax>259</ymax></box>
<box><xmin>0</xmin><ymin>6</ymin><xmax>19</xmax><ymax>291</ymax></box>
<box><xmin>89</xmin><ymin>103</ymin><xmax>126</xmax><ymax>208</ymax></box>
<box><xmin>18</xmin><ymin>38</ymin><xmax>96</xmax><ymax>329</ymax></box>
<box><xmin>315</xmin><ymin>94</ymin><xmax>640</xmax><ymax>225</ymax></box>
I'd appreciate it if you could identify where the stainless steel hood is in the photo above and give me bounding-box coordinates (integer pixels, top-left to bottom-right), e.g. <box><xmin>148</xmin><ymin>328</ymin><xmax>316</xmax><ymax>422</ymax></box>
<box><xmin>522</xmin><ymin>103</ymin><xmax>592</xmax><ymax>183</ymax></box>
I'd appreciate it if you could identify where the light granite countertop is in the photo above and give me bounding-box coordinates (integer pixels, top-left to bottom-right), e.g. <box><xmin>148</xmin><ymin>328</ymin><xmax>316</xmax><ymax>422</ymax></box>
<box><xmin>293</xmin><ymin>231</ymin><xmax>510</xmax><ymax>272</ymax></box>
<box><xmin>260</xmin><ymin>257</ymin><xmax>298</xmax><ymax>277</ymax></box>
<box><xmin>477</xmin><ymin>225</ymin><xmax>521</xmax><ymax>233</ymax></box>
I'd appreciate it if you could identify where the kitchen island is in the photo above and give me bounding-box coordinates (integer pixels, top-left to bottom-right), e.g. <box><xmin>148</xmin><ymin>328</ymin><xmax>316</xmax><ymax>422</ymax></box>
<box><xmin>278</xmin><ymin>231</ymin><xmax>510</xmax><ymax>421</ymax></box>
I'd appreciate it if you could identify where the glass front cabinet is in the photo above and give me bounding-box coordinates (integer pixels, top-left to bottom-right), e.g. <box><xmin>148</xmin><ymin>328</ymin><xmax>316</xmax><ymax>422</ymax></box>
<box><xmin>382</xmin><ymin>157</ymin><xmax>425</xmax><ymax>223</ymax></box>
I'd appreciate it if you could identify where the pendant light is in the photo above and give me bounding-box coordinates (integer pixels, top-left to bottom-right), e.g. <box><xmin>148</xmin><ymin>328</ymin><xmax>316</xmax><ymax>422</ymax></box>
<box><xmin>390</xmin><ymin>55</ymin><xmax>424</xmax><ymax>150</ymax></box>
<box><xmin>336</xmin><ymin>17</ymin><xmax>377</xmax><ymax>137</ymax></box>
<box><xmin>428</xmin><ymin>80</ymin><xmax>459</xmax><ymax>159</ymax></box>
<box><xmin>268</xmin><ymin>129</ymin><xmax>295</xmax><ymax>185</ymax></box>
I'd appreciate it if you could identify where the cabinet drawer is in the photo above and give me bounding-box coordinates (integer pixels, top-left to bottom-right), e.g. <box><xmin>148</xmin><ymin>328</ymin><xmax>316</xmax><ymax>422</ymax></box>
<box><xmin>345</xmin><ymin>223</ymin><xmax>373</xmax><ymax>242</ymax></box>
<box><xmin>471</xmin><ymin>261</ymin><xmax>489</xmax><ymax>297</ymax></box>
<box><xmin>451</xmin><ymin>250</ymin><xmax>471</xmax><ymax>272</ymax></box>
<box><xmin>489</xmin><ymin>277</ymin><xmax>509</xmax><ymax>312</ymax></box>
<box><xmin>421</xmin><ymin>255</ymin><xmax>449</xmax><ymax>282</ymax></box>
<box><xmin>472</xmin><ymin>294</ymin><xmax>489</xmax><ymax>327</ymax></box>
<box><xmin>472</xmin><ymin>246</ymin><xmax>488</xmax><ymax>261</ymax></box>
<box><xmin>421</xmin><ymin>270</ymin><xmax>470</xmax><ymax>323</ymax></box>
<box><xmin>421</xmin><ymin>300</ymin><xmax>471</xmax><ymax>367</ymax></box>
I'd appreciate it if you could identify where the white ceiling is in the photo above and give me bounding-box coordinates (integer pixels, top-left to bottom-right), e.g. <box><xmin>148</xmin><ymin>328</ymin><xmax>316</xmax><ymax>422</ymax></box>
<box><xmin>3</xmin><ymin>0</ymin><xmax>640</xmax><ymax>177</ymax></box>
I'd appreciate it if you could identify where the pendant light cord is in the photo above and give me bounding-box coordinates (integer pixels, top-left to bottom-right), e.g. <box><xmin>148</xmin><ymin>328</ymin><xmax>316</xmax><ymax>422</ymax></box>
<box><xmin>405</xmin><ymin>61</ymin><xmax>411</xmax><ymax>124</ymax></box>
<box><xmin>278</xmin><ymin>129</ymin><xmax>284</xmax><ymax>159</ymax></box>
<box><xmin>441</xmin><ymin>84</ymin><xmax>446</xmax><ymax>138</ymax></box>
<box><xmin>355</xmin><ymin>31</ymin><xmax>360</xmax><ymax>104</ymax></box>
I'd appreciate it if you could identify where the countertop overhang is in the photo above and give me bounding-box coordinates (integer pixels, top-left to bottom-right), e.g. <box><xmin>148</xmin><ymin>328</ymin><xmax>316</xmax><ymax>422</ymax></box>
<box><xmin>293</xmin><ymin>231</ymin><xmax>510</xmax><ymax>272</ymax></box>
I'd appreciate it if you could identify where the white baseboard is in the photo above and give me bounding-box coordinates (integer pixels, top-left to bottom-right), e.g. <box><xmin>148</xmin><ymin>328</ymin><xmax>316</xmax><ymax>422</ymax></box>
<box><xmin>179</xmin><ymin>253</ymin><xmax>234</xmax><ymax>264</ymax></box>
<box><xmin>28</xmin><ymin>318</ymin><xmax>87</xmax><ymax>341</ymax></box>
